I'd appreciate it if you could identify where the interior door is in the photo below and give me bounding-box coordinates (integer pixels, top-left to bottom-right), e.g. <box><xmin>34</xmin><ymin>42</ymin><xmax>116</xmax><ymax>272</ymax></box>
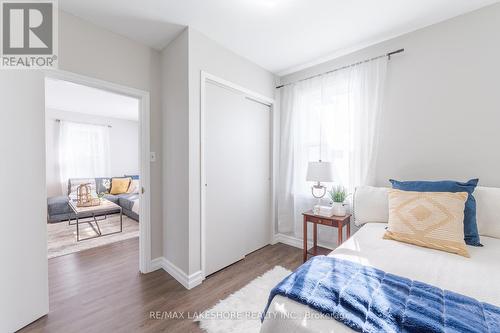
<box><xmin>240</xmin><ymin>96</ymin><xmax>271</xmax><ymax>254</ymax></box>
<box><xmin>0</xmin><ymin>71</ymin><xmax>49</xmax><ymax>332</ymax></box>
<box><xmin>205</xmin><ymin>81</ymin><xmax>271</xmax><ymax>276</ymax></box>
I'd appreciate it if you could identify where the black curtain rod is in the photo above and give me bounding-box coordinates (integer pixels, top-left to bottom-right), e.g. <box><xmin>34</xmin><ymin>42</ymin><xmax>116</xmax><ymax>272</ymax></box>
<box><xmin>276</xmin><ymin>48</ymin><xmax>404</xmax><ymax>89</ymax></box>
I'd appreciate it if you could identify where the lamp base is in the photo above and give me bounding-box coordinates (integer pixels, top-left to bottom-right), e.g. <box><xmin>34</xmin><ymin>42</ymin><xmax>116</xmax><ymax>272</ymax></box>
<box><xmin>311</xmin><ymin>182</ymin><xmax>326</xmax><ymax>199</ymax></box>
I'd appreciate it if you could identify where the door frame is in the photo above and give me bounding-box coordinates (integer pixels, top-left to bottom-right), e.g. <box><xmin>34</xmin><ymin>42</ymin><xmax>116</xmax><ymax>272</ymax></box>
<box><xmin>200</xmin><ymin>71</ymin><xmax>275</xmax><ymax>279</ymax></box>
<box><xmin>44</xmin><ymin>69</ymin><xmax>152</xmax><ymax>273</ymax></box>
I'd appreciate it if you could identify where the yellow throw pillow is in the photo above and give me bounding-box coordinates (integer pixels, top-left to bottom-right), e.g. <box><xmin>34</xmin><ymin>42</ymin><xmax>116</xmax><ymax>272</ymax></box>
<box><xmin>383</xmin><ymin>189</ymin><xmax>469</xmax><ymax>257</ymax></box>
<box><xmin>110</xmin><ymin>177</ymin><xmax>131</xmax><ymax>195</ymax></box>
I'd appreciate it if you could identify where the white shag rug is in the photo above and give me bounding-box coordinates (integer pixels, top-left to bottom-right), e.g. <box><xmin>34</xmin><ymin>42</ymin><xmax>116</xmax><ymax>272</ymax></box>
<box><xmin>197</xmin><ymin>266</ymin><xmax>291</xmax><ymax>333</ymax></box>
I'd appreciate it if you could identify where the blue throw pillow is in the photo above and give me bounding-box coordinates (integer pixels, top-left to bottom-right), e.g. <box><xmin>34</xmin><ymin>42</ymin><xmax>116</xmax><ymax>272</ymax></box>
<box><xmin>389</xmin><ymin>178</ymin><xmax>481</xmax><ymax>246</ymax></box>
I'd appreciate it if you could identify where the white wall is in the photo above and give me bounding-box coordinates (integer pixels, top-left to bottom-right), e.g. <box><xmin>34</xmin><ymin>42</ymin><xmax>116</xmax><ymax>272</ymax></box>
<box><xmin>187</xmin><ymin>29</ymin><xmax>276</xmax><ymax>275</ymax></box>
<box><xmin>161</xmin><ymin>29</ymin><xmax>190</xmax><ymax>273</ymax></box>
<box><xmin>45</xmin><ymin>109</ymin><xmax>139</xmax><ymax>197</ymax></box>
<box><xmin>0</xmin><ymin>72</ymin><xmax>49</xmax><ymax>333</ymax></box>
<box><xmin>58</xmin><ymin>11</ymin><xmax>164</xmax><ymax>258</ymax></box>
<box><xmin>2</xmin><ymin>12</ymin><xmax>164</xmax><ymax>330</ymax></box>
<box><xmin>161</xmin><ymin>27</ymin><xmax>276</xmax><ymax>278</ymax></box>
<box><xmin>280</xmin><ymin>3</ymin><xmax>500</xmax><ymax>188</ymax></box>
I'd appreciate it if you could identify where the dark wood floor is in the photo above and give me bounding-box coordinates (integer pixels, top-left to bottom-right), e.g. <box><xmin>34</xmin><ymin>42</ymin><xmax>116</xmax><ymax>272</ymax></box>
<box><xmin>20</xmin><ymin>238</ymin><xmax>302</xmax><ymax>333</ymax></box>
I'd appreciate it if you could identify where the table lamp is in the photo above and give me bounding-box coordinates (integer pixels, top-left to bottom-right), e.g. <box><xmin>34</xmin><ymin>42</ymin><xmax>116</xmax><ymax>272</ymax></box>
<box><xmin>306</xmin><ymin>160</ymin><xmax>333</xmax><ymax>209</ymax></box>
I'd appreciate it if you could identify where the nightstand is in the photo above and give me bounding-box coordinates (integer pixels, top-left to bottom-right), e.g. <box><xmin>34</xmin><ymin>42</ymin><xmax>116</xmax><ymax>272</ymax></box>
<box><xmin>302</xmin><ymin>210</ymin><xmax>351</xmax><ymax>262</ymax></box>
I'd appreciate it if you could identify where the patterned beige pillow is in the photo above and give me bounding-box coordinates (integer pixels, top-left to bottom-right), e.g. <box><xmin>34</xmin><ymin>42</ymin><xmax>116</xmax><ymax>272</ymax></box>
<box><xmin>383</xmin><ymin>189</ymin><xmax>469</xmax><ymax>257</ymax></box>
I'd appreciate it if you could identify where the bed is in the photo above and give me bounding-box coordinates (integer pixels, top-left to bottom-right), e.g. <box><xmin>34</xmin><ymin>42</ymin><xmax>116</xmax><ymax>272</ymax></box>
<box><xmin>261</xmin><ymin>186</ymin><xmax>500</xmax><ymax>333</ymax></box>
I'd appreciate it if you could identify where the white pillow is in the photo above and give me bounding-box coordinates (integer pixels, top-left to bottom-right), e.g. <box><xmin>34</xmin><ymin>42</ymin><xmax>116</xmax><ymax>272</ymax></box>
<box><xmin>127</xmin><ymin>179</ymin><xmax>140</xmax><ymax>194</ymax></box>
<box><xmin>474</xmin><ymin>186</ymin><xmax>500</xmax><ymax>239</ymax></box>
<box><xmin>353</xmin><ymin>186</ymin><xmax>389</xmax><ymax>226</ymax></box>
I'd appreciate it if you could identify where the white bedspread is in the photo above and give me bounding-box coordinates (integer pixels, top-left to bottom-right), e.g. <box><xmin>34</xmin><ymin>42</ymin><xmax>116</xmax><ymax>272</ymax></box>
<box><xmin>261</xmin><ymin>223</ymin><xmax>500</xmax><ymax>333</ymax></box>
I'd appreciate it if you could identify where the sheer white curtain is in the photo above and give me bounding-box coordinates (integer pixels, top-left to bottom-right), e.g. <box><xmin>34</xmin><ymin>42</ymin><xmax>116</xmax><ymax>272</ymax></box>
<box><xmin>277</xmin><ymin>57</ymin><xmax>388</xmax><ymax>240</ymax></box>
<box><xmin>58</xmin><ymin>120</ymin><xmax>111</xmax><ymax>193</ymax></box>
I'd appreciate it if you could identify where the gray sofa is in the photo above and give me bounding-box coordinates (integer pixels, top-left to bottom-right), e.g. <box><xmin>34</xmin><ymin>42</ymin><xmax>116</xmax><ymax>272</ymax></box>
<box><xmin>47</xmin><ymin>177</ymin><xmax>139</xmax><ymax>223</ymax></box>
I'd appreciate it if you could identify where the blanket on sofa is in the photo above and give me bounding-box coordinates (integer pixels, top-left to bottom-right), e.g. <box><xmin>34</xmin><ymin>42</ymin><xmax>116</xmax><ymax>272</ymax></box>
<box><xmin>262</xmin><ymin>256</ymin><xmax>500</xmax><ymax>333</ymax></box>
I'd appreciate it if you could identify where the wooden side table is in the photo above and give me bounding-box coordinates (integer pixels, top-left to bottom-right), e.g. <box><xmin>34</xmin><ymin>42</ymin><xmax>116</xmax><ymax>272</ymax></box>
<box><xmin>302</xmin><ymin>210</ymin><xmax>351</xmax><ymax>262</ymax></box>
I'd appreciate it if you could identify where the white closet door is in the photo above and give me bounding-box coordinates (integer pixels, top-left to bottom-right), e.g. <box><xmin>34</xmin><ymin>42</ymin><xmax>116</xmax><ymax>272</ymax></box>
<box><xmin>241</xmin><ymin>97</ymin><xmax>271</xmax><ymax>254</ymax></box>
<box><xmin>205</xmin><ymin>82</ymin><xmax>271</xmax><ymax>276</ymax></box>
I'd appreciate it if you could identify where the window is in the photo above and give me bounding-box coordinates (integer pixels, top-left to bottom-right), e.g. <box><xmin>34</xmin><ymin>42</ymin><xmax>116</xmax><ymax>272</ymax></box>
<box><xmin>58</xmin><ymin>121</ymin><xmax>111</xmax><ymax>192</ymax></box>
<box><xmin>277</xmin><ymin>57</ymin><xmax>388</xmax><ymax>238</ymax></box>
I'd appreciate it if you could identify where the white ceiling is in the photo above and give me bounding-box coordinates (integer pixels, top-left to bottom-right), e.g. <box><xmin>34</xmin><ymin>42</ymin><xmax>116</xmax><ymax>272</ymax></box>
<box><xmin>59</xmin><ymin>0</ymin><xmax>499</xmax><ymax>74</ymax></box>
<box><xmin>45</xmin><ymin>78</ymin><xmax>139</xmax><ymax>121</ymax></box>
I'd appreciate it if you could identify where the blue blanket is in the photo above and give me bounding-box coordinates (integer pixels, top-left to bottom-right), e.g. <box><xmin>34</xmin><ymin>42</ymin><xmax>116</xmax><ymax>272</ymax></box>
<box><xmin>262</xmin><ymin>256</ymin><xmax>500</xmax><ymax>333</ymax></box>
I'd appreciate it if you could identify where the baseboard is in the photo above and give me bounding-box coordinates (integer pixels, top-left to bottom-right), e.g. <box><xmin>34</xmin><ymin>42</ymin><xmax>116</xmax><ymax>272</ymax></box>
<box><xmin>273</xmin><ymin>233</ymin><xmax>336</xmax><ymax>251</ymax></box>
<box><xmin>151</xmin><ymin>233</ymin><xmax>335</xmax><ymax>289</ymax></box>
<box><xmin>150</xmin><ymin>257</ymin><xmax>203</xmax><ymax>290</ymax></box>
<box><xmin>150</xmin><ymin>257</ymin><xmax>164</xmax><ymax>272</ymax></box>
<box><xmin>273</xmin><ymin>233</ymin><xmax>304</xmax><ymax>248</ymax></box>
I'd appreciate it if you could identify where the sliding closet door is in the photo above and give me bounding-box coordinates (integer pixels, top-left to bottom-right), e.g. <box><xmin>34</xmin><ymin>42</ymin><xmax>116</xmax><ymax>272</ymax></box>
<box><xmin>241</xmin><ymin>97</ymin><xmax>271</xmax><ymax>254</ymax></box>
<box><xmin>205</xmin><ymin>81</ymin><xmax>271</xmax><ymax>276</ymax></box>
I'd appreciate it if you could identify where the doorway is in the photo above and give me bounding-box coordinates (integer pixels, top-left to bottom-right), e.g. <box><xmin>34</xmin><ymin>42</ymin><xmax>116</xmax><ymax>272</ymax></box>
<box><xmin>44</xmin><ymin>70</ymin><xmax>152</xmax><ymax>273</ymax></box>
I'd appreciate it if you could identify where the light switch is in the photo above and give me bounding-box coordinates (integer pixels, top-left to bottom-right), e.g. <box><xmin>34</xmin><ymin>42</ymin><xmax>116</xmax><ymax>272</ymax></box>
<box><xmin>150</xmin><ymin>152</ymin><xmax>157</xmax><ymax>162</ymax></box>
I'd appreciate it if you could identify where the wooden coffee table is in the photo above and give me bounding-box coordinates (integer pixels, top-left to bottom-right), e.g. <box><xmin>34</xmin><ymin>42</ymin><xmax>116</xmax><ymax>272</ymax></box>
<box><xmin>68</xmin><ymin>198</ymin><xmax>123</xmax><ymax>241</ymax></box>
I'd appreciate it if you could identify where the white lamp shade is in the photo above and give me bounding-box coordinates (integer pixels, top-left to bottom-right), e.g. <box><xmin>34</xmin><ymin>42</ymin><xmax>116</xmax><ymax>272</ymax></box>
<box><xmin>306</xmin><ymin>161</ymin><xmax>333</xmax><ymax>182</ymax></box>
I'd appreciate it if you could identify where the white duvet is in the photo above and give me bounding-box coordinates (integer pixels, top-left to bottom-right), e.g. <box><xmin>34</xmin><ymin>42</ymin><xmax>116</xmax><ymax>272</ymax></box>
<box><xmin>261</xmin><ymin>223</ymin><xmax>500</xmax><ymax>333</ymax></box>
